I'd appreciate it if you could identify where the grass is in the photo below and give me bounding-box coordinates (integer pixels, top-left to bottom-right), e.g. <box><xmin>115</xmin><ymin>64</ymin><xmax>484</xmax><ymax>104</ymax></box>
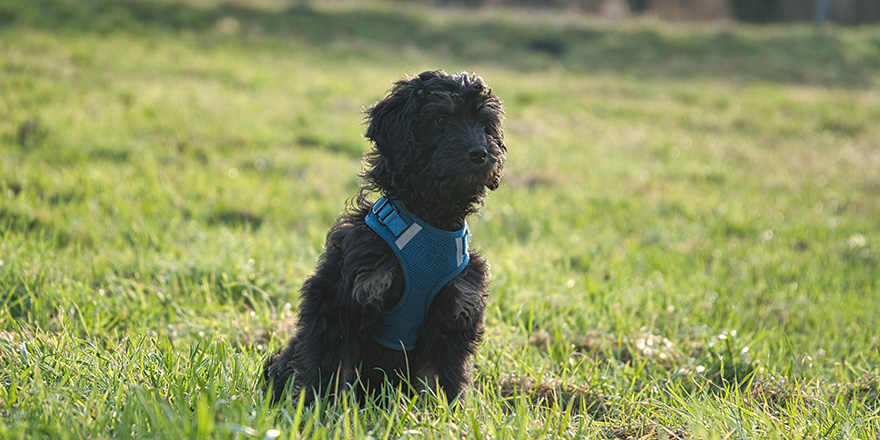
<box><xmin>2</xmin><ymin>0</ymin><xmax>880</xmax><ymax>438</ymax></box>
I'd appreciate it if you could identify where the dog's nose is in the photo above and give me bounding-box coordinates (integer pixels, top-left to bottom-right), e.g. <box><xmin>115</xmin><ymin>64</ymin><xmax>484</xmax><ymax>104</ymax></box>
<box><xmin>468</xmin><ymin>146</ymin><xmax>489</xmax><ymax>164</ymax></box>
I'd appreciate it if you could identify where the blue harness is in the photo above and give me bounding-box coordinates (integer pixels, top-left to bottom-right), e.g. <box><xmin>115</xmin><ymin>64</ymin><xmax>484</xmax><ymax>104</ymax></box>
<box><xmin>365</xmin><ymin>196</ymin><xmax>470</xmax><ymax>351</ymax></box>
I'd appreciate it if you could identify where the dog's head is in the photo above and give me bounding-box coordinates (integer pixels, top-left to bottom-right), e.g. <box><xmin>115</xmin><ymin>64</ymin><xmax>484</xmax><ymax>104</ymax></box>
<box><xmin>363</xmin><ymin>70</ymin><xmax>506</xmax><ymax>216</ymax></box>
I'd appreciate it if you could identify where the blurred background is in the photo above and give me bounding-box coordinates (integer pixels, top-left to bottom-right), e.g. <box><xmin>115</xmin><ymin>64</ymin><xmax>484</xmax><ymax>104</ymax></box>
<box><xmin>399</xmin><ymin>0</ymin><xmax>880</xmax><ymax>24</ymax></box>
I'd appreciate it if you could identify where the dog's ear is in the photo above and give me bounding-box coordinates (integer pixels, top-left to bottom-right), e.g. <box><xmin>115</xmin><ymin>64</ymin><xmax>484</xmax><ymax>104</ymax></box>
<box><xmin>365</xmin><ymin>75</ymin><xmax>426</xmax><ymax>169</ymax></box>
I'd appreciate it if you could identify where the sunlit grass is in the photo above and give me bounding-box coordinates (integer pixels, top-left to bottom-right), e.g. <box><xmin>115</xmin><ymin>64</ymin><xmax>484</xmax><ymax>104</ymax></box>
<box><xmin>2</xmin><ymin>1</ymin><xmax>879</xmax><ymax>438</ymax></box>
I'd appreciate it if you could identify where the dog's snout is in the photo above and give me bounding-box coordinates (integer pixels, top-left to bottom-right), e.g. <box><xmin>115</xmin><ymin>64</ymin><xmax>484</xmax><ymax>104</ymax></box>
<box><xmin>468</xmin><ymin>146</ymin><xmax>489</xmax><ymax>164</ymax></box>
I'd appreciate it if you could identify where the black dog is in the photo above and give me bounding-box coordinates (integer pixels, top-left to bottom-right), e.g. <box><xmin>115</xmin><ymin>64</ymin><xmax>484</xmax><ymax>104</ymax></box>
<box><xmin>262</xmin><ymin>70</ymin><xmax>505</xmax><ymax>405</ymax></box>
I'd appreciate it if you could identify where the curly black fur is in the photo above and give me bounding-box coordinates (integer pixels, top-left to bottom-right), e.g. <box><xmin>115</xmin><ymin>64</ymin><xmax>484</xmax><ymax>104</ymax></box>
<box><xmin>262</xmin><ymin>70</ymin><xmax>506</xmax><ymax>405</ymax></box>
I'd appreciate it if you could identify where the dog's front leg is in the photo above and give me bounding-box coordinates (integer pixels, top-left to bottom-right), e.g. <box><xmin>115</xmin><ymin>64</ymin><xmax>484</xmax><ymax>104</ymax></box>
<box><xmin>414</xmin><ymin>263</ymin><xmax>489</xmax><ymax>401</ymax></box>
<box><xmin>290</xmin><ymin>310</ymin><xmax>358</xmax><ymax>403</ymax></box>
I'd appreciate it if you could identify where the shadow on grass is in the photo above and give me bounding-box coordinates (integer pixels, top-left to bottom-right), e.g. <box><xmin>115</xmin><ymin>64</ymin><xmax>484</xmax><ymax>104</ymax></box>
<box><xmin>3</xmin><ymin>0</ymin><xmax>880</xmax><ymax>87</ymax></box>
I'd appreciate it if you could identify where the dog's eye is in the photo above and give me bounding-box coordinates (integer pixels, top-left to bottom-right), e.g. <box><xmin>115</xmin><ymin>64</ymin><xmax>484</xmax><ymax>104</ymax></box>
<box><xmin>433</xmin><ymin>116</ymin><xmax>447</xmax><ymax>126</ymax></box>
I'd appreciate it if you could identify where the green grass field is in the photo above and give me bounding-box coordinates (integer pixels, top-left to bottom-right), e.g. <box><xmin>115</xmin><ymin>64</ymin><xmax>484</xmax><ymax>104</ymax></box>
<box><xmin>2</xmin><ymin>1</ymin><xmax>880</xmax><ymax>438</ymax></box>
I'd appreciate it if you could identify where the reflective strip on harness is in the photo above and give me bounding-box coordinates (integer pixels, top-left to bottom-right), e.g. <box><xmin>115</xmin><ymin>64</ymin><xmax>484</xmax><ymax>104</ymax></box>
<box><xmin>395</xmin><ymin>223</ymin><xmax>423</xmax><ymax>250</ymax></box>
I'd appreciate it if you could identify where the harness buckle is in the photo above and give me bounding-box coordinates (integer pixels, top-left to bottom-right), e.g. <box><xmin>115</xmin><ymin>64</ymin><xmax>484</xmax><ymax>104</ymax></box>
<box><xmin>371</xmin><ymin>196</ymin><xmax>388</xmax><ymax>215</ymax></box>
<box><xmin>371</xmin><ymin>197</ymin><xmax>408</xmax><ymax>237</ymax></box>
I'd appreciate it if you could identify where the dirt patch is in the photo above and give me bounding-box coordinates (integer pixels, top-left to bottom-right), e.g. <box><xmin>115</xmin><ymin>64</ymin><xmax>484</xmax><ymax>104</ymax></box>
<box><xmin>495</xmin><ymin>374</ymin><xmax>607</xmax><ymax>418</ymax></box>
